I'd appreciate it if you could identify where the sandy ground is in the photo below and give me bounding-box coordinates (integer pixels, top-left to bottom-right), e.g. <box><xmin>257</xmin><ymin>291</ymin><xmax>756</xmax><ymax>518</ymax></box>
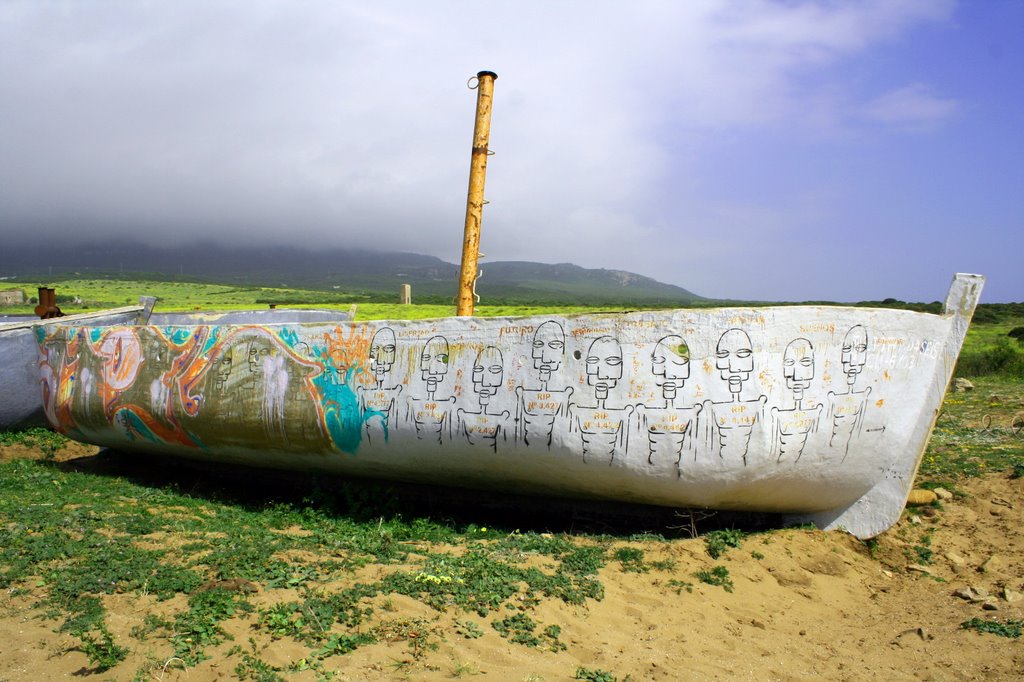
<box><xmin>1</xmin><ymin>442</ymin><xmax>1022</xmax><ymax>681</ymax></box>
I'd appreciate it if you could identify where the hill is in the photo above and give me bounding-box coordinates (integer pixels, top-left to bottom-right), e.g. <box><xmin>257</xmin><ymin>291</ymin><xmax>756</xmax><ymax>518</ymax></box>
<box><xmin>0</xmin><ymin>242</ymin><xmax>702</xmax><ymax>306</ymax></box>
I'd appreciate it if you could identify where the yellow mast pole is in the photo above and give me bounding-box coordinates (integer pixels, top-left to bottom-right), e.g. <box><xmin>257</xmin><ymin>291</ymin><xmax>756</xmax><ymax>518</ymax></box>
<box><xmin>456</xmin><ymin>70</ymin><xmax>497</xmax><ymax>317</ymax></box>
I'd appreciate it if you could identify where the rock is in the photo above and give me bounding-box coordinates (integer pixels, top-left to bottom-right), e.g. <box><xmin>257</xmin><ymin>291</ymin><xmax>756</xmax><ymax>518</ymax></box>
<box><xmin>921</xmin><ymin>506</ymin><xmax>938</xmax><ymax>518</ymax></box>
<box><xmin>953</xmin><ymin>587</ymin><xmax>975</xmax><ymax>601</ymax></box>
<box><xmin>969</xmin><ymin>584</ymin><xmax>990</xmax><ymax>598</ymax></box>
<box><xmin>1002</xmin><ymin>587</ymin><xmax>1023</xmax><ymax>603</ymax></box>
<box><xmin>909</xmin><ymin>515</ymin><xmax>922</xmax><ymax>525</ymax></box>
<box><xmin>952</xmin><ymin>378</ymin><xmax>974</xmax><ymax>392</ymax></box>
<box><xmin>954</xmin><ymin>586</ymin><xmax>988</xmax><ymax>603</ymax></box>
<box><xmin>907</xmin><ymin>564</ymin><xmax>931</xmax><ymax>574</ymax></box>
<box><xmin>933</xmin><ymin>487</ymin><xmax>953</xmax><ymax>501</ymax></box>
<box><xmin>945</xmin><ymin>552</ymin><xmax>966</xmax><ymax>567</ymax></box>
<box><xmin>906</xmin><ymin>489</ymin><xmax>938</xmax><ymax>506</ymax></box>
<box><xmin>979</xmin><ymin>556</ymin><xmax>1006</xmax><ymax>574</ymax></box>
<box><xmin>982</xmin><ymin>601</ymin><xmax>1000</xmax><ymax>611</ymax></box>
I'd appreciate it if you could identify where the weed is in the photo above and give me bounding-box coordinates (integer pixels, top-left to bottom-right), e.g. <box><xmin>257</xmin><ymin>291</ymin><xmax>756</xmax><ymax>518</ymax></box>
<box><xmin>455</xmin><ymin>619</ymin><xmax>485</xmax><ymax>639</ymax></box>
<box><xmin>235</xmin><ymin>652</ymin><xmax>286</xmax><ymax>681</ymax></box>
<box><xmin>695</xmin><ymin>565</ymin><xmax>734</xmax><ymax>593</ymax></box>
<box><xmin>451</xmin><ymin>659</ymin><xmax>482</xmax><ymax>677</ymax></box>
<box><xmin>667</xmin><ymin>579</ymin><xmax>694</xmax><ymax>594</ymax></box>
<box><xmin>613</xmin><ymin>547</ymin><xmax>648</xmax><ymax>573</ymax></box>
<box><xmin>172</xmin><ymin>587</ymin><xmax>251</xmax><ymax>665</ymax></box>
<box><xmin>76</xmin><ymin>623</ymin><xmax>128</xmax><ymax>671</ymax></box>
<box><xmin>0</xmin><ymin>427</ymin><xmax>69</xmax><ymax>457</ymax></box>
<box><xmin>575</xmin><ymin>667</ymin><xmax>629</xmax><ymax>682</ymax></box>
<box><xmin>492</xmin><ymin>613</ymin><xmax>565</xmax><ymax>651</ymax></box>
<box><xmin>311</xmin><ymin>632</ymin><xmax>375</xmax><ymax>658</ymax></box>
<box><xmin>960</xmin><ymin>618</ymin><xmax>1023</xmax><ymax>638</ymax></box>
<box><xmin>704</xmin><ymin>529</ymin><xmax>745</xmax><ymax>559</ymax></box>
<box><xmin>751</xmin><ymin>551</ymin><xmax>765</xmax><ymax>560</ymax></box>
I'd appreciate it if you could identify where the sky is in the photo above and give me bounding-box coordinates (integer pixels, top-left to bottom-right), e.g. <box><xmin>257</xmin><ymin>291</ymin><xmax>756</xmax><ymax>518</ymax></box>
<box><xmin>1</xmin><ymin>1</ymin><xmax>1021</xmax><ymax>303</ymax></box>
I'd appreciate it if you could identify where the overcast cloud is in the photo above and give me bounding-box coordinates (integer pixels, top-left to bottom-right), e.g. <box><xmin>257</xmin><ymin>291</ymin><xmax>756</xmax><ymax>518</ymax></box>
<box><xmin>1</xmin><ymin>1</ymin><xmax>1019</xmax><ymax>301</ymax></box>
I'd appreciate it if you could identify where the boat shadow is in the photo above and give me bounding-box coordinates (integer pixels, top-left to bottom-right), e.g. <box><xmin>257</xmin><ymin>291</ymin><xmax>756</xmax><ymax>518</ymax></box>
<box><xmin>53</xmin><ymin>447</ymin><xmax>787</xmax><ymax>539</ymax></box>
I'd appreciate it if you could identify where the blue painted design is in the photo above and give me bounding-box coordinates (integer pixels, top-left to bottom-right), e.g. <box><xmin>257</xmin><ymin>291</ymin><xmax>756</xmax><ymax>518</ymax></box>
<box><xmin>114</xmin><ymin>408</ymin><xmax>162</xmax><ymax>445</ymax></box>
<box><xmin>309</xmin><ymin>346</ymin><xmax>382</xmax><ymax>454</ymax></box>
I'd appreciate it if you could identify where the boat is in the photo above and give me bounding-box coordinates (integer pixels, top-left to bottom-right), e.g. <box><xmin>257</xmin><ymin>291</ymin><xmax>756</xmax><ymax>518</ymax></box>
<box><xmin>33</xmin><ymin>273</ymin><xmax>982</xmax><ymax>537</ymax></box>
<box><xmin>1</xmin><ymin>298</ymin><xmax>156</xmax><ymax>428</ymax></box>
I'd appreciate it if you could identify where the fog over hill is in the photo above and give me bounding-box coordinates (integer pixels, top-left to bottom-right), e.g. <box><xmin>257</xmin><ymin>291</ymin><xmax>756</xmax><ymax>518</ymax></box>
<box><xmin>0</xmin><ymin>242</ymin><xmax>702</xmax><ymax>306</ymax></box>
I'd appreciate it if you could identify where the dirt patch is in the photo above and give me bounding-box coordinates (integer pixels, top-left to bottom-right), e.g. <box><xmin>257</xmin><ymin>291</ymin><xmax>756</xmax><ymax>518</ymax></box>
<box><xmin>1</xmin><ymin>444</ymin><xmax>1022</xmax><ymax>681</ymax></box>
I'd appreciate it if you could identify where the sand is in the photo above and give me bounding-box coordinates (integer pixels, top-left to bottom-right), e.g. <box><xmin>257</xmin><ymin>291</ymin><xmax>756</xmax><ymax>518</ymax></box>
<box><xmin>1</xmin><ymin>443</ymin><xmax>1022</xmax><ymax>681</ymax></box>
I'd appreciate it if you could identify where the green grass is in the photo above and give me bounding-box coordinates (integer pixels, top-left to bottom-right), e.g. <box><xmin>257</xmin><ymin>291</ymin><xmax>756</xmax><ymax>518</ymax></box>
<box><xmin>961</xmin><ymin>618</ymin><xmax>1023</xmax><ymax>638</ymax></box>
<box><xmin>918</xmin><ymin>376</ymin><xmax>1024</xmax><ymax>482</ymax></box>
<box><xmin>0</xmin><ymin>453</ymin><xmax>612</xmax><ymax>675</ymax></box>
<box><xmin>0</xmin><ymin>278</ymin><xmax>620</xmax><ymax>318</ymax></box>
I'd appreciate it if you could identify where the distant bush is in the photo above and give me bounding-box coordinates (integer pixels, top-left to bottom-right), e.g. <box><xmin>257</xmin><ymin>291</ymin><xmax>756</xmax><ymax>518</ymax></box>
<box><xmin>1008</xmin><ymin>327</ymin><xmax>1024</xmax><ymax>346</ymax></box>
<box><xmin>955</xmin><ymin>338</ymin><xmax>1024</xmax><ymax>378</ymax></box>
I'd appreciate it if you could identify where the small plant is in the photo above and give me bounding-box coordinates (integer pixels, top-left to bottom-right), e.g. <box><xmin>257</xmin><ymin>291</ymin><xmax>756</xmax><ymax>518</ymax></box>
<box><xmin>450</xmin><ymin>659</ymin><xmax>482</xmax><ymax>677</ymax></box>
<box><xmin>575</xmin><ymin>667</ymin><xmax>628</xmax><ymax>682</ymax></box>
<box><xmin>234</xmin><ymin>652</ymin><xmax>286</xmax><ymax>681</ymax></box>
<box><xmin>1011</xmin><ymin>463</ymin><xmax>1024</xmax><ymax>480</ymax></box>
<box><xmin>694</xmin><ymin>565</ymin><xmax>734</xmax><ymax>593</ymax></box>
<box><xmin>76</xmin><ymin>624</ymin><xmax>129</xmax><ymax>671</ymax></box>
<box><xmin>750</xmin><ymin>551</ymin><xmax>765</xmax><ymax>560</ymax></box>
<box><xmin>668</xmin><ymin>579</ymin><xmax>693</xmax><ymax>594</ymax></box>
<box><xmin>704</xmin><ymin>529</ymin><xmax>745</xmax><ymax>559</ymax></box>
<box><xmin>491</xmin><ymin>613</ymin><xmax>565</xmax><ymax>651</ymax></box>
<box><xmin>961</xmin><ymin>618</ymin><xmax>1023</xmax><ymax>638</ymax></box>
<box><xmin>312</xmin><ymin>632</ymin><xmax>375</xmax><ymax>658</ymax></box>
<box><xmin>455</xmin><ymin>619</ymin><xmax>484</xmax><ymax>639</ymax></box>
<box><xmin>613</xmin><ymin>547</ymin><xmax>648</xmax><ymax>573</ymax></box>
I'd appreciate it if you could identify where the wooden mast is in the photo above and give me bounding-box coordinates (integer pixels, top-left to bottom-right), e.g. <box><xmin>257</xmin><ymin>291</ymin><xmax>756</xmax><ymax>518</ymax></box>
<box><xmin>456</xmin><ymin>70</ymin><xmax>497</xmax><ymax>317</ymax></box>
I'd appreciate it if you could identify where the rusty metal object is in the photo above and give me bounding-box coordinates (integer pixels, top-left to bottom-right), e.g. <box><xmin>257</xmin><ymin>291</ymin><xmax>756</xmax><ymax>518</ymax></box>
<box><xmin>456</xmin><ymin>70</ymin><xmax>497</xmax><ymax>317</ymax></box>
<box><xmin>34</xmin><ymin>287</ymin><xmax>64</xmax><ymax>319</ymax></box>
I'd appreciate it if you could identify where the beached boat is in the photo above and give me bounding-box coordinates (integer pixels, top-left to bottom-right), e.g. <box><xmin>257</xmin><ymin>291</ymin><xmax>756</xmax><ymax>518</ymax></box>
<box><xmin>34</xmin><ymin>273</ymin><xmax>982</xmax><ymax>537</ymax></box>
<box><xmin>1</xmin><ymin>301</ymin><xmax>155</xmax><ymax>428</ymax></box>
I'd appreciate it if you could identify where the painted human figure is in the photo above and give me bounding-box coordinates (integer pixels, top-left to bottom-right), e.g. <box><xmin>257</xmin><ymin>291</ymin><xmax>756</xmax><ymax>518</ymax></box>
<box><xmin>408</xmin><ymin>335</ymin><xmax>455</xmax><ymax>443</ymax></box>
<box><xmin>214</xmin><ymin>346</ymin><xmax>234</xmax><ymax>392</ymax></box>
<box><xmin>515</xmin><ymin>321</ymin><xmax>573</xmax><ymax>447</ymax></box>
<box><xmin>634</xmin><ymin>335</ymin><xmax>701</xmax><ymax>472</ymax></box>
<box><xmin>704</xmin><ymin>329</ymin><xmax>767</xmax><ymax>465</ymax></box>
<box><xmin>569</xmin><ymin>335</ymin><xmax>633</xmax><ymax>465</ymax></box>
<box><xmin>358</xmin><ymin>327</ymin><xmax>403</xmax><ymax>446</ymax></box>
<box><xmin>770</xmin><ymin>338</ymin><xmax>822</xmax><ymax>462</ymax></box>
<box><xmin>457</xmin><ymin>346</ymin><xmax>510</xmax><ymax>451</ymax></box>
<box><xmin>828</xmin><ymin>325</ymin><xmax>872</xmax><ymax>460</ymax></box>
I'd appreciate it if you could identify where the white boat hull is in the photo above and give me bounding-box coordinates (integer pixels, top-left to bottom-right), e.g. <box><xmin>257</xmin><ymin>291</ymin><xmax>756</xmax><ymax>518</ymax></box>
<box><xmin>34</xmin><ymin>274</ymin><xmax>983</xmax><ymax>537</ymax></box>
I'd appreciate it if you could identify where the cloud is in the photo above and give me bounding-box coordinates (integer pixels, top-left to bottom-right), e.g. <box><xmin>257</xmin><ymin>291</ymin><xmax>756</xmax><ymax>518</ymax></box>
<box><xmin>861</xmin><ymin>83</ymin><xmax>960</xmax><ymax>131</ymax></box>
<box><xmin>0</xmin><ymin>0</ymin><xmax>977</xmax><ymax>301</ymax></box>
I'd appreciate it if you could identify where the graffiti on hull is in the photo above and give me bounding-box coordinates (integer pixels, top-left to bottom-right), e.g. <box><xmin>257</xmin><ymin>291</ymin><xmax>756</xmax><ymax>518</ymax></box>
<box><xmin>37</xmin><ymin>312</ymin><xmax>905</xmax><ymax>475</ymax></box>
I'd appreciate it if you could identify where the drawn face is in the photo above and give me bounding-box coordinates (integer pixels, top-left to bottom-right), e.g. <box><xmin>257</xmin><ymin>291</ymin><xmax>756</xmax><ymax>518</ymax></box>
<box><xmin>716</xmin><ymin>329</ymin><xmax>753</xmax><ymax>393</ymax></box>
<box><xmin>248</xmin><ymin>339</ymin><xmax>273</xmax><ymax>378</ymax></box>
<box><xmin>783</xmin><ymin>338</ymin><xmax>814</xmax><ymax>393</ymax></box>
<box><xmin>586</xmin><ymin>336</ymin><xmax>623</xmax><ymax>399</ymax></box>
<box><xmin>472</xmin><ymin>346</ymin><xmax>504</xmax><ymax>404</ymax></box>
<box><xmin>841</xmin><ymin>325</ymin><xmax>868</xmax><ymax>384</ymax></box>
<box><xmin>652</xmin><ymin>335</ymin><xmax>690</xmax><ymax>388</ymax></box>
<box><xmin>532</xmin><ymin>321</ymin><xmax>565</xmax><ymax>378</ymax></box>
<box><xmin>420</xmin><ymin>336</ymin><xmax>449</xmax><ymax>390</ymax></box>
<box><xmin>369</xmin><ymin>327</ymin><xmax>397</xmax><ymax>379</ymax></box>
<box><xmin>216</xmin><ymin>347</ymin><xmax>234</xmax><ymax>386</ymax></box>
